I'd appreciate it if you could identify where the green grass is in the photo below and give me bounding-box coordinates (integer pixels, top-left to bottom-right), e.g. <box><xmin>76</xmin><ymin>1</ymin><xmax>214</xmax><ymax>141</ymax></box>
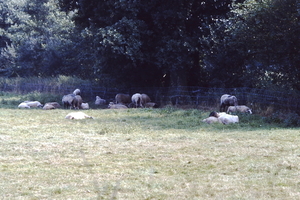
<box><xmin>0</xmin><ymin>107</ymin><xmax>299</xmax><ymax>199</ymax></box>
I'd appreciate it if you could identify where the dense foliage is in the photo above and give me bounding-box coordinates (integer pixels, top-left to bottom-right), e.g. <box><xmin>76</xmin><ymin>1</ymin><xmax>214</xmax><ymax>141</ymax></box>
<box><xmin>0</xmin><ymin>0</ymin><xmax>299</xmax><ymax>90</ymax></box>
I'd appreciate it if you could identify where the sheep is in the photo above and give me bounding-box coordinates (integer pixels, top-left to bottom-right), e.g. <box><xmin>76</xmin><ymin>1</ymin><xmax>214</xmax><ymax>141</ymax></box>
<box><xmin>81</xmin><ymin>103</ymin><xmax>89</xmax><ymax>109</ymax></box>
<box><xmin>65</xmin><ymin>112</ymin><xmax>93</xmax><ymax>120</ymax></box>
<box><xmin>108</xmin><ymin>102</ymin><xmax>128</xmax><ymax>109</ymax></box>
<box><xmin>220</xmin><ymin>94</ymin><xmax>238</xmax><ymax>112</ymax></box>
<box><xmin>217</xmin><ymin>112</ymin><xmax>239</xmax><ymax>124</ymax></box>
<box><xmin>203</xmin><ymin>111</ymin><xmax>239</xmax><ymax>125</ymax></box>
<box><xmin>202</xmin><ymin>116</ymin><xmax>220</xmax><ymax>124</ymax></box>
<box><xmin>62</xmin><ymin>94</ymin><xmax>75</xmax><ymax>109</ymax></box>
<box><xmin>72</xmin><ymin>95</ymin><xmax>83</xmax><ymax>109</ymax></box>
<box><xmin>43</xmin><ymin>104</ymin><xmax>56</xmax><ymax>110</ymax></box>
<box><xmin>44</xmin><ymin>102</ymin><xmax>61</xmax><ymax>108</ymax></box>
<box><xmin>18</xmin><ymin>102</ymin><xmax>30</xmax><ymax>109</ymax></box>
<box><xmin>73</xmin><ymin>88</ymin><xmax>81</xmax><ymax>95</ymax></box>
<box><xmin>115</xmin><ymin>93</ymin><xmax>131</xmax><ymax>105</ymax></box>
<box><xmin>95</xmin><ymin>96</ymin><xmax>106</xmax><ymax>105</ymax></box>
<box><xmin>144</xmin><ymin>102</ymin><xmax>157</xmax><ymax>108</ymax></box>
<box><xmin>131</xmin><ymin>93</ymin><xmax>143</xmax><ymax>108</ymax></box>
<box><xmin>141</xmin><ymin>93</ymin><xmax>151</xmax><ymax>106</ymax></box>
<box><xmin>227</xmin><ymin>105</ymin><xmax>252</xmax><ymax>114</ymax></box>
<box><xmin>23</xmin><ymin>101</ymin><xmax>43</xmax><ymax>108</ymax></box>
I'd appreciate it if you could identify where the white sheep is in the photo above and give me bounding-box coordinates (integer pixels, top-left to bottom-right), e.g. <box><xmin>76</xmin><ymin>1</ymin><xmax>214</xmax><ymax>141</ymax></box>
<box><xmin>203</xmin><ymin>111</ymin><xmax>239</xmax><ymax>125</ymax></box>
<box><xmin>131</xmin><ymin>93</ymin><xmax>143</xmax><ymax>108</ymax></box>
<box><xmin>95</xmin><ymin>96</ymin><xmax>106</xmax><ymax>105</ymax></box>
<box><xmin>43</xmin><ymin>102</ymin><xmax>61</xmax><ymax>110</ymax></box>
<box><xmin>217</xmin><ymin>112</ymin><xmax>239</xmax><ymax>124</ymax></box>
<box><xmin>227</xmin><ymin>105</ymin><xmax>252</xmax><ymax>114</ymax></box>
<box><xmin>65</xmin><ymin>112</ymin><xmax>93</xmax><ymax>120</ymax></box>
<box><xmin>144</xmin><ymin>102</ymin><xmax>157</xmax><ymax>108</ymax></box>
<box><xmin>43</xmin><ymin>104</ymin><xmax>56</xmax><ymax>110</ymax></box>
<box><xmin>108</xmin><ymin>102</ymin><xmax>128</xmax><ymax>109</ymax></box>
<box><xmin>202</xmin><ymin>116</ymin><xmax>220</xmax><ymax>124</ymax></box>
<box><xmin>23</xmin><ymin>101</ymin><xmax>43</xmax><ymax>108</ymax></box>
<box><xmin>73</xmin><ymin>88</ymin><xmax>81</xmax><ymax>95</ymax></box>
<box><xmin>18</xmin><ymin>102</ymin><xmax>30</xmax><ymax>108</ymax></box>
<box><xmin>81</xmin><ymin>103</ymin><xmax>89</xmax><ymax>109</ymax></box>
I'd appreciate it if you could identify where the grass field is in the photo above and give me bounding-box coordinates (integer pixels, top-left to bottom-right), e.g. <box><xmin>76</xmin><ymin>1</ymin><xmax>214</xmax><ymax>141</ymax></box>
<box><xmin>0</xmin><ymin>107</ymin><xmax>299</xmax><ymax>199</ymax></box>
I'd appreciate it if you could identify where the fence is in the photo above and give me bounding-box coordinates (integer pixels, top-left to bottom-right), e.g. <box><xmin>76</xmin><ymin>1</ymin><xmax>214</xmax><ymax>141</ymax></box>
<box><xmin>1</xmin><ymin>82</ymin><xmax>300</xmax><ymax>113</ymax></box>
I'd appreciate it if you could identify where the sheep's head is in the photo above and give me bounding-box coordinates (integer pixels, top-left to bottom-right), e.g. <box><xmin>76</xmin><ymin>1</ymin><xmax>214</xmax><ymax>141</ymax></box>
<box><xmin>247</xmin><ymin>108</ymin><xmax>252</xmax><ymax>114</ymax></box>
<box><xmin>209</xmin><ymin>111</ymin><xmax>219</xmax><ymax>118</ymax></box>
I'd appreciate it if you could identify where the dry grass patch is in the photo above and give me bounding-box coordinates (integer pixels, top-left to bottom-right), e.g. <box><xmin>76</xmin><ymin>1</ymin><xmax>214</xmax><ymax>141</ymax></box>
<box><xmin>0</xmin><ymin>108</ymin><xmax>299</xmax><ymax>199</ymax></box>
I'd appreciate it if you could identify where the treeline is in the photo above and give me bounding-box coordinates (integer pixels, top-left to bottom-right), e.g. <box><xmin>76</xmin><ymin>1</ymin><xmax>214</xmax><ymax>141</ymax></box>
<box><xmin>1</xmin><ymin>0</ymin><xmax>300</xmax><ymax>91</ymax></box>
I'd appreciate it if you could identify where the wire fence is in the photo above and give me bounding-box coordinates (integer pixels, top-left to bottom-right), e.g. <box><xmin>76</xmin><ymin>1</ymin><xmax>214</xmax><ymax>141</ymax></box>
<box><xmin>1</xmin><ymin>82</ymin><xmax>300</xmax><ymax>113</ymax></box>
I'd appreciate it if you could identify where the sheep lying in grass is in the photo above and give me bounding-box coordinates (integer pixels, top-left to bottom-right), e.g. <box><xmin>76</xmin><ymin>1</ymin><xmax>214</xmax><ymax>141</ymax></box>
<box><xmin>202</xmin><ymin>116</ymin><xmax>220</xmax><ymax>124</ymax></box>
<box><xmin>95</xmin><ymin>96</ymin><xmax>106</xmax><ymax>105</ymax></box>
<box><xmin>227</xmin><ymin>105</ymin><xmax>252</xmax><ymax>114</ymax></box>
<box><xmin>217</xmin><ymin>112</ymin><xmax>239</xmax><ymax>124</ymax></box>
<box><xmin>43</xmin><ymin>104</ymin><xmax>55</xmax><ymax>110</ymax></box>
<box><xmin>65</xmin><ymin>112</ymin><xmax>93</xmax><ymax>120</ymax></box>
<box><xmin>203</xmin><ymin>111</ymin><xmax>239</xmax><ymax>125</ymax></box>
<box><xmin>18</xmin><ymin>101</ymin><xmax>43</xmax><ymax>108</ymax></box>
<box><xmin>18</xmin><ymin>102</ymin><xmax>30</xmax><ymax>108</ymax></box>
<box><xmin>81</xmin><ymin>103</ymin><xmax>89</xmax><ymax>109</ymax></box>
<box><xmin>23</xmin><ymin>101</ymin><xmax>43</xmax><ymax>108</ymax></box>
<box><xmin>43</xmin><ymin>102</ymin><xmax>61</xmax><ymax>110</ymax></box>
<box><xmin>108</xmin><ymin>102</ymin><xmax>128</xmax><ymax>109</ymax></box>
<box><xmin>144</xmin><ymin>102</ymin><xmax>157</xmax><ymax>108</ymax></box>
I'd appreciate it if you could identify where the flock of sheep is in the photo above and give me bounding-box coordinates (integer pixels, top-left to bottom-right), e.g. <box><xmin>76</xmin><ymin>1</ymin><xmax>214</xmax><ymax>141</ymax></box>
<box><xmin>17</xmin><ymin>89</ymin><xmax>157</xmax><ymax>119</ymax></box>
<box><xmin>202</xmin><ymin>94</ymin><xmax>252</xmax><ymax>125</ymax></box>
<box><xmin>17</xmin><ymin>89</ymin><xmax>252</xmax><ymax>122</ymax></box>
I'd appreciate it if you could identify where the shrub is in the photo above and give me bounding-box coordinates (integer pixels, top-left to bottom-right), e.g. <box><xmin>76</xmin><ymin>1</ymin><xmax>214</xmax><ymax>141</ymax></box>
<box><xmin>264</xmin><ymin>111</ymin><xmax>300</xmax><ymax>127</ymax></box>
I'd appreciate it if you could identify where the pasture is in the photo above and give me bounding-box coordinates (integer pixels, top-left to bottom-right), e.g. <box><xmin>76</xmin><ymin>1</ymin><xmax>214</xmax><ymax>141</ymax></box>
<box><xmin>0</xmin><ymin>107</ymin><xmax>299</xmax><ymax>199</ymax></box>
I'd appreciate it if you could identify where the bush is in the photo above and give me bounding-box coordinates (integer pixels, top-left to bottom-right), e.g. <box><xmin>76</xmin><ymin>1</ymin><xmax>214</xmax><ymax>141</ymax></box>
<box><xmin>264</xmin><ymin>111</ymin><xmax>300</xmax><ymax>127</ymax></box>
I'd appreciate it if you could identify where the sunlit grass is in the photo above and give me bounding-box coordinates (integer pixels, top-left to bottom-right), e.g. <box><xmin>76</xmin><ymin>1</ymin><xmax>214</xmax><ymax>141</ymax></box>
<box><xmin>0</xmin><ymin>107</ymin><xmax>299</xmax><ymax>199</ymax></box>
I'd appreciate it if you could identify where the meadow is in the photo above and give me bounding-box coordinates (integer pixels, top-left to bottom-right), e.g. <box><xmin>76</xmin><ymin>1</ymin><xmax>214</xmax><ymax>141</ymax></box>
<box><xmin>0</xmin><ymin>104</ymin><xmax>299</xmax><ymax>200</ymax></box>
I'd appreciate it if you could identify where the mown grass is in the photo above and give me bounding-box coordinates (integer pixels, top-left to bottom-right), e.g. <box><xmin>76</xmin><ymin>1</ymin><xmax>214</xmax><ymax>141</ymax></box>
<box><xmin>0</xmin><ymin>107</ymin><xmax>299</xmax><ymax>199</ymax></box>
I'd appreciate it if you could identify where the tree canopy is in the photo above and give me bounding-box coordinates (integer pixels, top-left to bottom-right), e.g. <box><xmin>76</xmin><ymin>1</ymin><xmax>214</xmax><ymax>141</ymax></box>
<box><xmin>0</xmin><ymin>0</ymin><xmax>299</xmax><ymax>90</ymax></box>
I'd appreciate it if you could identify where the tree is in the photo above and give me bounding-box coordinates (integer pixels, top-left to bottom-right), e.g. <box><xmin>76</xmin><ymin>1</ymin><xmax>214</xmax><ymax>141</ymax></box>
<box><xmin>59</xmin><ymin>0</ymin><xmax>243</xmax><ymax>87</ymax></box>
<box><xmin>0</xmin><ymin>0</ymin><xmax>75</xmax><ymax>77</ymax></box>
<box><xmin>208</xmin><ymin>0</ymin><xmax>300</xmax><ymax>89</ymax></box>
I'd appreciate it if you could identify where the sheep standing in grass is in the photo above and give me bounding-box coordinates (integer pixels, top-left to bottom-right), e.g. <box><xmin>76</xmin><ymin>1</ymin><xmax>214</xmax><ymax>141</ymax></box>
<box><xmin>141</xmin><ymin>93</ymin><xmax>151</xmax><ymax>107</ymax></box>
<box><xmin>131</xmin><ymin>93</ymin><xmax>143</xmax><ymax>108</ymax></box>
<box><xmin>220</xmin><ymin>94</ymin><xmax>238</xmax><ymax>112</ymax></box>
<box><xmin>65</xmin><ymin>112</ymin><xmax>93</xmax><ymax>120</ymax></box>
<box><xmin>115</xmin><ymin>93</ymin><xmax>131</xmax><ymax>105</ymax></box>
<box><xmin>73</xmin><ymin>88</ymin><xmax>81</xmax><ymax>95</ymax></box>
<box><xmin>62</xmin><ymin>94</ymin><xmax>75</xmax><ymax>109</ymax></box>
<box><xmin>227</xmin><ymin>105</ymin><xmax>252</xmax><ymax>114</ymax></box>
<box><xmin>72</xmin><ymin>95</ymin><xmax>82</xmax><ymax>109</ymax></box>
